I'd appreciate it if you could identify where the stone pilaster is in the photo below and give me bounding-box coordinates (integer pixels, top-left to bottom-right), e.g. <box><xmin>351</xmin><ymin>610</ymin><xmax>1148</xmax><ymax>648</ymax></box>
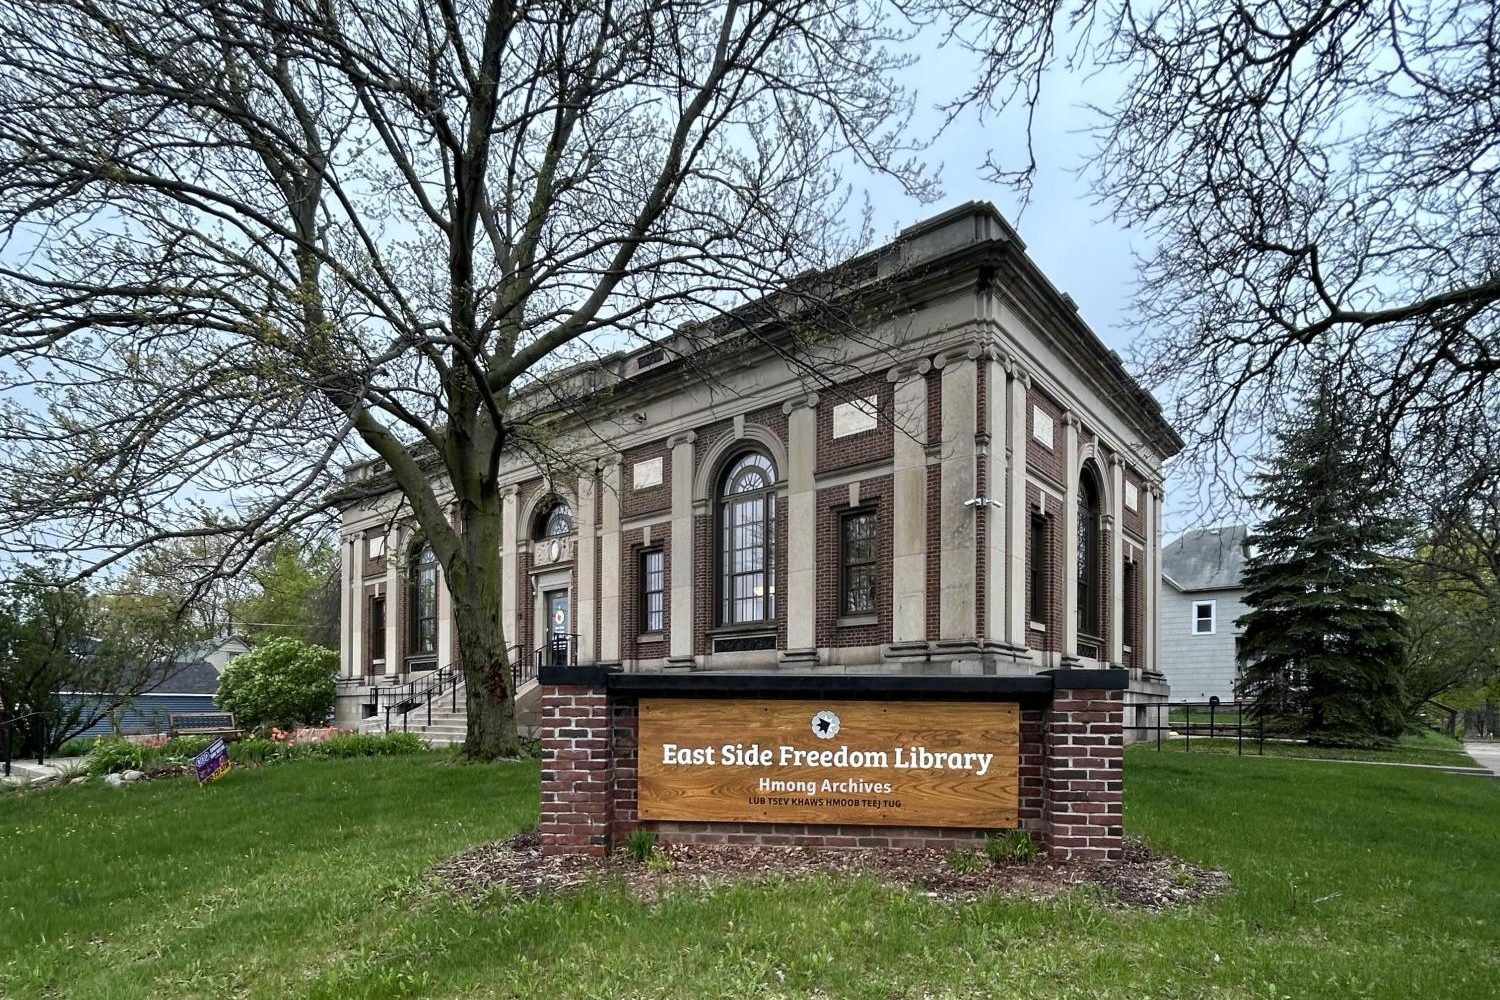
<box><xmin>1150</xmin><ymin>483</ymin><xmax>1164</xmax><ymax>673</ymax></box>
<box><xmin>782</xmin><ymin>394</ymin><xmax>820</xmax><ymax>665</ymax></box>
<box><xmin>888</xmin><ymin>363</ymin><xmax>929</xmax><ymax>650</ymax></box>
<box><xmin>1006</xmin><ymin>365</ymin><xmax>1030</xmax><ymax>648</ymax></box>
<box><xmin>599</xmin><ymin>462</ymin><xmax>623</xmax><ymax>664</ymax></box>
<box><xmin>340</xmin><ymin>535</ymin><xmax>355</xmax><ymax>678</ymax></box>
<box><xmin>576</xmin><ymin>472</ymin><xmax>598</xmax><ymax>665</ymax></box>
<box><xmin>1061</xmin><ymin>412</ymin><xmax>1081</xmax><ymax>659</ymax></box>
<box><xmin>667</xmin><ymin>434</ymin><xmax>696</xmax><ymax>666</ymax></box>
<box><xmin>984</xmin><ymin>350</ymin><xmax>1009</xmax><ymax>647</ymax></box>
<box><xmin>383</xmin><ymin>531</ymin><xmax>402</xmax><ymax>679</ymax></box>
<box><xmin>936</xmin><ymin>350</ymin><xmax>979</xmax><ymax>646</ymax></box>
<box><xmin>1108</xmin><ymin>456</ymin><xmax>1125</xmax><ymax>664</ymax></box>
<box><xmin>501</xmin><ymin>486</ymin><xmax>520</xmax><ymax>659</ymax></box>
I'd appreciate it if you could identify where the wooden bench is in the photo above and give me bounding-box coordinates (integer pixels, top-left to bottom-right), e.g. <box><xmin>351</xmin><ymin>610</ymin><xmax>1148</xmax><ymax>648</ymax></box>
<box><xmin>168</xmin><ymin>712</ymin><xmax>243</xmax><ymax>742</ymax></box>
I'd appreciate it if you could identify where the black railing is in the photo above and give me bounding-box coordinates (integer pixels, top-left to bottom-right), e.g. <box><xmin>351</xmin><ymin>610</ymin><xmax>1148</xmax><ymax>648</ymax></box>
<box><xmin>509</xmin><ymin>644</ymin><xmax>532</xmax><ymax>691</ymax></box>
<box><xmin>372</xmin><ymin>663</ymin><xmax>459</xmax><ymax>733</ymax></box>
<box><xmin>369</xmin><ymin>646</ymin><xmax>538</xmax><ymax>733</ymax></box>
<box><xmin>535</xmin><ymin>633</ymin><xmax>579</xmax><ymax>672</ymax></box>
<box><xmin>1</xmin><ymin>711</ymin><xmax>50</xmax><ymax>778</ymax></box>
<box><xmin>1136</xmin><ymin>699</ymin><xmax>1265</xmax><ymax>755</ymax></box>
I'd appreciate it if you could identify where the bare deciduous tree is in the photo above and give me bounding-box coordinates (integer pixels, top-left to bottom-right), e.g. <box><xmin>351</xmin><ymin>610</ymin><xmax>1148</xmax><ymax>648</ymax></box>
<box><xmin>0</xmin><ymin>0</ymin><xmax>928</xmax><ymax>757</ymax></box>
<box><xmin>913</xmin><ymin>0</ymin><xmax>1500</xmax><ymax>512</ymax></box>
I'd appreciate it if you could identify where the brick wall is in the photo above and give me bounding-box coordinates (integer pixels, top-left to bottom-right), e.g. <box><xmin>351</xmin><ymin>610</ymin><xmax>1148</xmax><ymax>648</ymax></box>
<box><xmin>620</xmin><ymin>524</ymin><xmax>670</xmax><ymax>663</ymax></box>
<box><xmin>1042</xmin><ymin>686</ymin><xmax>1124</xmax><ymax>861</ymax></box>
<box><xmin>539</xmin><ymin>678</ymin><xmax>1125</xmax><ymax>863</ymax></box>
<box><xmin>1025</xmin><ymin>482</ymin><xmax>1062</xmax><ymax>653</ymax></box>
<box><xmin>621</xmin><ymin>439</ymin><xmax>671</xmax><ymax>519</ymax></box>
<box><xmin>816</xmin><ymin>374</ymin><xmax>894</xmax><ymax>473</ymax></box>
<box><xmin>1026</xmin><ymin>389</ymin><xmax>1065</xmax><ymax>488</ymax></box>
<box><xmin>814</xmin><ymin>475</ymin><xmax>893</xmax><ymax>648</ymax></box>
<box><xmin>1122</xmin><ymin>467</ymin><xmax>1145</xmax><ymax>536</ymax></box>
<box><xmin>539</xmin><ymin>685</ymin><xmax>613</xmax><ymax>856</ymax></box>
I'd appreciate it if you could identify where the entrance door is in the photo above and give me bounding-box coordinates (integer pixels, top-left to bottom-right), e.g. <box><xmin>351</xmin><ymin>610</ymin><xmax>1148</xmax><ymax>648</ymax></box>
<box><xmin>545</xmin><ymin>590</ymin><xmax>571</xmax><ymax>666</ymax></box>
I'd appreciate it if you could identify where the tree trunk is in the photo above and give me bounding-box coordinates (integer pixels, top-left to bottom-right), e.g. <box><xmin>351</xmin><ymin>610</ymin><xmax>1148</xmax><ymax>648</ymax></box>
<box><xmin>448</xmin><ymin>487</ymin><xmax>522</xmax><ymax>760</ymax></box>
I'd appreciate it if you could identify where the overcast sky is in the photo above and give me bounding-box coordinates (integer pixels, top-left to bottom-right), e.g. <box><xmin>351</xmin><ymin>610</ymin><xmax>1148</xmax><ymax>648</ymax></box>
<box><xmin>855</xmin><ymin>48</ymin><xmax>1206</xmax><ymax>534</ymax></box>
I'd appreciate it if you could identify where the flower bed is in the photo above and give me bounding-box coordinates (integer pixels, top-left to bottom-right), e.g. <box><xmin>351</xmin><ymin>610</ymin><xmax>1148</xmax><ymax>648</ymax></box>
<box><xmin>83</xmin><ymin>730</ymin><xmax>427</xmax><ymax>775</ymax></box>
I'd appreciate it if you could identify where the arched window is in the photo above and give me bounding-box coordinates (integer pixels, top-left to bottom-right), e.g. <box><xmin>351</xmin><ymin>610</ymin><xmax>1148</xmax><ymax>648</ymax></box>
<box><xmin>409</xmin><ymin>541</ymin><xmax>439</xmax><ymax>658</ymax></box>
<box><xmin>719</xmin><ymin>451</ymin><xmax>777</xmax><ymax>625</ymax></box>
<box><xmin>537</xmin><ymin>500</ymin><xmax>573</xmax><ymax>538</ymax></box>
<box><xmin>1077</xmin><ymin>467</ymin><xmax>1102</xmax><ymax>640</ymax></box>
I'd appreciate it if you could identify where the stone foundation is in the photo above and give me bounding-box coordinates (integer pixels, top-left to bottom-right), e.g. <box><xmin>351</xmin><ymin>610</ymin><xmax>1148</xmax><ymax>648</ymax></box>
<box><xmin>540</xmin><ymin>668</ymin><xmax>1125</xmax><ymax>862</ymax></box>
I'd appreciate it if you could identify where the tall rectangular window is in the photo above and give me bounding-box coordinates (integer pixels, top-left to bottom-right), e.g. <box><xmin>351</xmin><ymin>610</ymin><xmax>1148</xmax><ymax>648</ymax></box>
<box><xmin>640</xmin><ymin>549</ymin><xmax>664</xmax><ymax>633</ymax></box>
<box><xmin>1193</xmin><ymin>600</ymin><xmax>1217</xmax><ymax>635</ymax></box>
<box><xmin>1029</xmin><ymin>512</ymin><xmax>1048</xmax><ymax>623</ymax></box>
<box><xmin>840</xmin><ymin>510</ymin><xmax>878</xmax><ymax>616</ymax></box>
<box><xmin>367</xmin><ymin>595</ymin><xmax>386</xmax><ymax>671</ymax></box>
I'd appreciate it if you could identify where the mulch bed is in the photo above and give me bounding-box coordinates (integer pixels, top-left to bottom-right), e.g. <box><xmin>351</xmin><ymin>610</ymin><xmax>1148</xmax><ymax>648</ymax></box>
<box><xmin>431</xmin><ymin>832</ymin><xmax>1228</xmax><ymax>909</ymax></box>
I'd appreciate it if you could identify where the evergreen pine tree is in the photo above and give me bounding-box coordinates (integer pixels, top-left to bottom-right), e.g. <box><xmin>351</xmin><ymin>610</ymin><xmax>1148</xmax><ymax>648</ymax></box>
<box><xmin>1237</xmin><ymin>386</ymin><xmax>1410</xmax><ymax>746</ymax></box>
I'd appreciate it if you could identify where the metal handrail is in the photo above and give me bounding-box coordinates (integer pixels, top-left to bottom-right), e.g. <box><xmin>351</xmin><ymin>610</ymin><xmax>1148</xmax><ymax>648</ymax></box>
<box><xmin>365</xmin><ymin>643</ymin><xmax>539</xmax><ymax>736</ymax></box>
<box><xmin>534</xmin><ymin>633</ymin><xmax>579</xmax><ymax>672</ymax></box>
<box><xmin>1</xmin><ymin>710</ymin><xmax>51</xmax><ymax>777</ymax></box>
<box><xmin>372</xmin><ymin>664</ymin><xmax>457</xmax><ymax>733</ymax></box>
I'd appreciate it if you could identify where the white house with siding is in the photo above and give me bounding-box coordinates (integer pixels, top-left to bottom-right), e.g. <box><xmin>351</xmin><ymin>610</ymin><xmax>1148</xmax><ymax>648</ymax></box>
<box><xmin>1159</xmin><ymin>525</ymin><xmax>1250</xmax><ymax>703</ymax></box>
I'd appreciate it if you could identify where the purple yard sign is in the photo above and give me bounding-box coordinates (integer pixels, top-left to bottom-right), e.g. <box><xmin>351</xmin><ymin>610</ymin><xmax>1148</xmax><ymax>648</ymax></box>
<box><xmin>193</xmin><ymin>738</ymin><xmax>230</xmax><ymax>786</ymax></box>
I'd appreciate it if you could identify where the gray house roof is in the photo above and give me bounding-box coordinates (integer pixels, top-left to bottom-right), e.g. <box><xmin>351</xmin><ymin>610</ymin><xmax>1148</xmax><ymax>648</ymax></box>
<box><xmin>1162</xmin><ymin>525</ymin><xmax>1251</xmax><ymax>593</ymax></box>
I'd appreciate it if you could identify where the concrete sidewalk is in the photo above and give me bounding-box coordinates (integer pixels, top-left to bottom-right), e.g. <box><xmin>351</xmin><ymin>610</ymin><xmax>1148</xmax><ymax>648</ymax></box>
<box><xmin>1464</xmin><ymin>741</ymin><xmax>1500</xmax><ymax>779</ymax></box>
<box><xmin>2</xmin><ymin>755</ymin><xmax>87</xmax><ymax>785</ymax></box>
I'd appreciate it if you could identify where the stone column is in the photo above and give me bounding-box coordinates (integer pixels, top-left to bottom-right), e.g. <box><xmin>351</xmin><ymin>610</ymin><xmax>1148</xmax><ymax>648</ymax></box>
<box><xmin>383</xmin><ymin>531</ymin><xmax>402</xmax><ymax>679</ymax></box>
<box><xmin>1006</xmin><ymin>366</ymin><xmax>1030</xmax><ymax>648</ymax></box>
<box><xmin>576</xmin><ymin>471</ymin><xmax>599</xmax><ymax>665</ymax></box>
<box><xmin>782</xmin><ymin>394</ymin><xmax>819</xmax><ymax>664</ymax></box>
<box><xmin>888</xmin><ymin>363</ymin><xmax>929</xmax><ymax>650</ymax></box>
<box><xmin>1140</xmin><ymin>484</ymin><xmax>1157</xmax><ymax>673</ymax></box>
<box><xmin>340</xmin><ymin>535</ymin><xmax>355</xmax><ymax>678</ymax></box>
<box><xmin>599</xmin><ymin>461</ymin><xmax>624</xmax><ymax>664</ymax></box>
<box><xmin>1150</xmin><ymin>483</ymin><xmax>1165</xmax><ymax>673</ymax></box>
<box><xmin>666</xmin><ymin>434</ymin><xmax>696</xmax><ymax>666</ymax></box>
<box><xmin>937</xmin><ymin>350</ymin><xmax>980</xmax><ymax>646</ymax></box>
<box><xmin>1061</xmin><ymin>412</ymin><xmax>1080</xmax><ymax>659</ymax></box>
<box><xmin>984</xmin><ymin>350</ymin><xmax>1009</xmax><ymax>648</ymax></box>
<box><xmin>1108</xmin><ymin>457</ymin><xmax>1125</xmax><ymax>664</ymax></box>
<box><xmin>436</xmin><ymin>535</ymin><xmax>453</xmax><ymax>670</ymax></box>
<box><xmin>501</xmin><ymin>486</ymin><xmax>520</xmax><ymax>658</ymax></box>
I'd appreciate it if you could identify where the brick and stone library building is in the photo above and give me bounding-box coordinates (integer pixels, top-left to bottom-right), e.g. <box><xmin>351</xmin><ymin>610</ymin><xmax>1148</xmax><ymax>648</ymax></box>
<box><xmin>337</xmin><ymin>203</ymin><xmax>1181</xmax><ymax>861</ymax></box>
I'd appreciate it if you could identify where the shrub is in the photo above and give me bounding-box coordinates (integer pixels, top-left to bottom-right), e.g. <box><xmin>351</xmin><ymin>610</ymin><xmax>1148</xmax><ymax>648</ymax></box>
<box><xmin>214</xmin><ymin>637</ymin><xmax>336</xmax><ymax>730</ymax></box>
<box><xmin>984</xmin><ymin>830</ymin><xmax>1039</xmax><ymax>866</ymax></box>
<box><xmin>945</xmin><ymin>849</ymin><xmax>985</xmax><ymax>874</ymax></box>
<box><xmin>316</xmin><ymin>731</ymin><xmax>427</xmax><ymax>758</ymax></box>
<box><xmin>55</xmin><ymin>736</ymin><xmax>100</xmax><ymax>758</ymax></box>
<box><xmin>625</xmin><ymin>828</ymin><xmax>657</xmax><ymax>863</ymax></box>
<box><xmin>229</xmin><ymin>737</ymin><xmax>278</xmax><ymax>766</ymax></box>
<box><xmin>85</xmin><ymin>739</ymin><xmax>150</xmax><ymax>776</ymax></box>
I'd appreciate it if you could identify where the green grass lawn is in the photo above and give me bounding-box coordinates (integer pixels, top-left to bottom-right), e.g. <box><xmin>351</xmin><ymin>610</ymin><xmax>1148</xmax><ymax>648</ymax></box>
<box><xmin>1152</xmin><ymin>728</ymin><xmax>1480</xmax><ymax>767</ymax></box>
<box><xmin>3</xmin><ymin>751</ymin><xmax>1498</xmax><ymax>998</ymax></box>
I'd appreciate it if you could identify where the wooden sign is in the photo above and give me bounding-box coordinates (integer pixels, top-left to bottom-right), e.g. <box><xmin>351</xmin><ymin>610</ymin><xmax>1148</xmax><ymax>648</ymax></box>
<box><xmin>638</xmin><ymin>698</ymin><xmax>1019</xmax><ymax>828</ymax></box>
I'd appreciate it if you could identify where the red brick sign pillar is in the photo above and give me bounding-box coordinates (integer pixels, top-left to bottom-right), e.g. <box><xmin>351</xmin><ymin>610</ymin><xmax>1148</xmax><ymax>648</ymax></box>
<box><xmin>540</xmin><ymin>683</ymin><xmax>614</xmax><ymax>856</ymax></box>
<box><xmin>1042</xmin><ymin>685</ymin><xmax>1125</xmax><ymax>861</ymax></box>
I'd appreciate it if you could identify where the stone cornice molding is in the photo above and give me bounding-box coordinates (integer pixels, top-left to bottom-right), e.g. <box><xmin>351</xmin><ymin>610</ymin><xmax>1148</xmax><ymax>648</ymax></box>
<box><xmin>780</xmin><ymin>392</ymin><xmax>821</xmax><ymax>415</ymax></box>
<box><xmin>885</xmin><ymin>357</ymin><xmax>933</xmax><ymax>382</ymax></box>
<box><xmin>931</xmin><ymin>343</ymin><xmax>983</xmax><ymax>369</ymax></box>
